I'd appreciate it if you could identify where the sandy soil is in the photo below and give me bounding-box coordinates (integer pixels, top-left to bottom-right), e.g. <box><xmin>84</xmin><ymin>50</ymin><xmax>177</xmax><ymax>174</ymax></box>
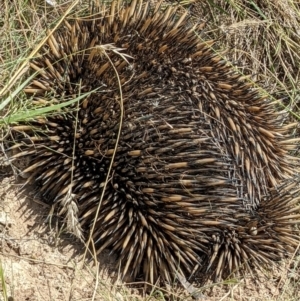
<box><xmin>0</xmin><ymin>155</ymin><xmax>127</xmax><ymax>301</ymax></box>
<box><xmin>0</xmin><ymin>154</ymin><xmax>299</xmax><ymax>301</ymax></box>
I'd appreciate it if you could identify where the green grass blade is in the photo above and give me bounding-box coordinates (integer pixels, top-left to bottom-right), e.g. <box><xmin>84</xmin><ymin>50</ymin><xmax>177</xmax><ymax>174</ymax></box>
<box><xmin>1</xmin><ymin>88</ymin><xmax>100</xmax><ymax>124</ymax></box>
<box><xmin>0</xmin><ymin>261</ymin><xmax>8</xmax><ymax>301</ymax></box>
<box><xmin>0</xmin><ymin>72</ymin><xmax>38</xmax><ymax>112</ymax></box>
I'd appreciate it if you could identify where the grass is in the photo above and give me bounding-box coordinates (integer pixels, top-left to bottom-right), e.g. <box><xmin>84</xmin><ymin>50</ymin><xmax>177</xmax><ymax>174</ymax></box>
<box><xmin>0</xmin><ymin>0</ymin><xmax>300</xmax><ymax>300</ymax></box>
<box><xmin>192</xmin><ymin>0</ymin><xmax>300</xmax><ymax>109</ymax></box>
<box><xmin>0</xmin><ymin>261</ymin><xmax>8</xmax><ymax>301</ymax></box>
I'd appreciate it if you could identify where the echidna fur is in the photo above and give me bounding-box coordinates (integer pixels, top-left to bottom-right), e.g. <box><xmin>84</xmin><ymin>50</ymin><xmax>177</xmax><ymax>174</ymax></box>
<box><xmin>8</xmin><ymin>0</ymin><xmax>300</xmax><ymax>285</ymax></box>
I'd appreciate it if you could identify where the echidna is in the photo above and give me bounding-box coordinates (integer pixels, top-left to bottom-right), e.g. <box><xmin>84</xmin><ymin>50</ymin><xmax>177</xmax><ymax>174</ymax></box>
<box><xmin>7</xmin><ymin>0</ymin><xmax>300</xmax><ymax>285</ymax></box>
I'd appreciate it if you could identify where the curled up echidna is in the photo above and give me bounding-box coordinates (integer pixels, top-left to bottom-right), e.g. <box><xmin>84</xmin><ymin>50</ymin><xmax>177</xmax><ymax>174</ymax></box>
<box><xmin>7</xmin><ymin>0</ymin><xmax>300</xmax><ymax>286</ymax></box>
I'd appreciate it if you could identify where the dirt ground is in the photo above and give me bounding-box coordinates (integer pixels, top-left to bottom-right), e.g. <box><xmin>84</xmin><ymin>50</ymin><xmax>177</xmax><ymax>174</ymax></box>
<box><xmin>0</xmin><ymin>154</ymin><xmax>300</xmax><ymax>301</ymax></box>
<box><xmin>0</xmin><ymin>155</ymin><xmax>127</xmax><ymax>301</ymax></box>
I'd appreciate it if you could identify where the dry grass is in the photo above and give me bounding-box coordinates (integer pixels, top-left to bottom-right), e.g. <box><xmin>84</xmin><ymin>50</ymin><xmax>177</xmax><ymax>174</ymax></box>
<box><xmin>0</xmin><ymin>0</ymin><xmax>300</xmax><ymax>300</ymax></box>
<box><xmin>185</xmin><ymin>0</ymin><xmax>300</xmax><ymax>114</ymax></box>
